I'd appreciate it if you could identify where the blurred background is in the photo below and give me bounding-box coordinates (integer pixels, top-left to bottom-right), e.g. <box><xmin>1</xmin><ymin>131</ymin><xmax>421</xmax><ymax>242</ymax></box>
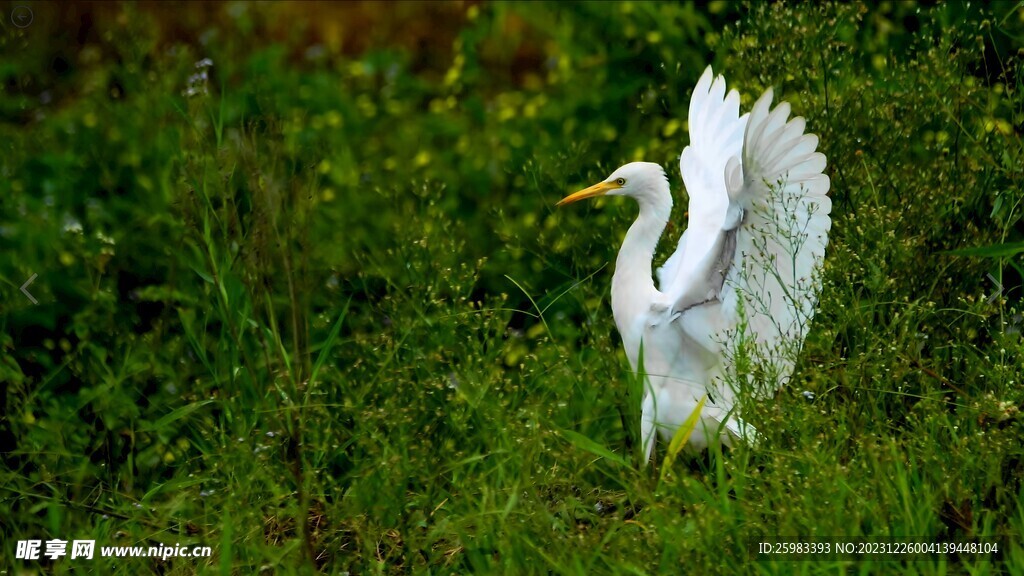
<box><xmin>2</xmin><ymin>1</ymin><xmax>1023</xmax><ymax>573</ymax></box>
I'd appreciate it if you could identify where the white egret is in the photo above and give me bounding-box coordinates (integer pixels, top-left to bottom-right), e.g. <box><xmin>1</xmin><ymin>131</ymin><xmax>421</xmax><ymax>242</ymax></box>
<box><xmin>558</xmin><ymin>66</ymin><xmax>831</xmax><ymax>461</ymax></box>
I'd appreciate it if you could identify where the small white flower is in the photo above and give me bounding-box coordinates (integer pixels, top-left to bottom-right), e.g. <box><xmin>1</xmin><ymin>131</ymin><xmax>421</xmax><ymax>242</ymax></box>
<box><xmin>62</xmin><ymin>217</ymin><xmax>83</xmax><ymax>234</ymax></box>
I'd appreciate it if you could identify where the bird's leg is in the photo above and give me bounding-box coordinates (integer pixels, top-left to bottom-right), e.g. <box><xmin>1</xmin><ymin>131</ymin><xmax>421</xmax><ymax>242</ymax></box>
<box><xmin>640</xmin><ymin>388</ymin><xmax>657</xmax><ymax>464</ymax></box>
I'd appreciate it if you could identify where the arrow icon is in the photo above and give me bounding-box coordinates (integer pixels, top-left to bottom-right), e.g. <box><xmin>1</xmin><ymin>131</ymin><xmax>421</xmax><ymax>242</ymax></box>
<box><xmin>986</xmin><ymin>273</ymin><xmax>1003</xmax><ymax>304</ymax></box>
<box><xmin>11</xmin><ymin>6</ymin><xmax>33</xmax><ymax>28</ymax></box>
<box><xmin>21</xmin><ymin>273</ymin><xmax>38</xmax><ymax>304</ymax></box>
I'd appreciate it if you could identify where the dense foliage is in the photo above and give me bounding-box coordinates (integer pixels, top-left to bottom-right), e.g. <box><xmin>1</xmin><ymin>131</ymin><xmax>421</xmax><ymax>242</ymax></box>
<box><xmin>2</xmin><ymin>2</ymin><xmax>1022</xmax><ymax>573</ymax></box>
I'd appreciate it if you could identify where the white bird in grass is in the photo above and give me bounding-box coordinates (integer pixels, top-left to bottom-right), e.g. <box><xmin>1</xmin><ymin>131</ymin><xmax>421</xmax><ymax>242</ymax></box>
<box><xmin>558</xmin><ymin>66</ymin><xmax>832</xmax><ymax>462</ymax></box>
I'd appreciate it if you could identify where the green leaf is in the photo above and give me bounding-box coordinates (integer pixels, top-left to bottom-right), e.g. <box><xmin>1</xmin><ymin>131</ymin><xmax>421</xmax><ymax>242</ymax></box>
<box><xmin>309</xmin><ymin>296</ymin><xmax>351</xmax><ymax>388</ymax></box>
<box><xmin>140</xmin><ymin>400</ymin><xmax>214</xmax><ymax>433</ymax></box>
<box><xmin>944</xmin><ymin>241</ymin><xmax>1024</xmax><ymax>258</ymax></box>
<box><xmin>660</xmin><ymin>395</ymin><xmax>708</xmax><ymax>481</ymax></box>
<box><xmin>559</xmin><ymin>428</ymin><xmax>633</xmax><ymax>469</ymax></box>
<box><xmin>220</xmin><ymin>507</ymin><xmax>233</xmax><ymax>576</ymax></box>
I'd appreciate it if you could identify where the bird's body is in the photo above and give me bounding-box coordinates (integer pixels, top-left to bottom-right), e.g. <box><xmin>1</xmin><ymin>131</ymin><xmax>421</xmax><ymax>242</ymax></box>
<box><xmin>558</xmin><ymin>67</ymin><xmax>831</xmax><ymax>461</ymax></box>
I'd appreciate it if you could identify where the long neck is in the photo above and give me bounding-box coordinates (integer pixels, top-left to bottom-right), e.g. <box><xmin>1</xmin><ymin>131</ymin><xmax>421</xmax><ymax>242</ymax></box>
<box><xmin>611</xmin><ymin>185</ymin><xmax>673</xmax><ymax>365</ymax></box>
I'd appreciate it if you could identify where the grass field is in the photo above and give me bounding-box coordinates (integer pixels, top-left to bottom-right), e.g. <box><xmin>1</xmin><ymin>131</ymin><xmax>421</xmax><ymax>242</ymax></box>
<box><xmin>2</xmin><ymin>1</ymin><xmax>1024</xmax><ymax>574</ymax></box>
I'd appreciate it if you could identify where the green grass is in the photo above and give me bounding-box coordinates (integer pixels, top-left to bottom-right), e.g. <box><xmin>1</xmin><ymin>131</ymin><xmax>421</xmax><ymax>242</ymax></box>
<box><xmin>1</xmin><ymin>1</ymin><xmax>1023</xmax><ymax>574</ymax></box>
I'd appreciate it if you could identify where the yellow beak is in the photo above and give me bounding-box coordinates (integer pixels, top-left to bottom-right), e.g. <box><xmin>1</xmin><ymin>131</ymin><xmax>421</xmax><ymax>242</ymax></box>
<box><xmin>556</xmin><ymin>180</ymin><xmax>622</xmax><ymax>206</ymax></box>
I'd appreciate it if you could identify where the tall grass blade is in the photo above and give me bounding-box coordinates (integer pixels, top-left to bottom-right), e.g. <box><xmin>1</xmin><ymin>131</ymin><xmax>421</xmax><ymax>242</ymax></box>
<box><xmin>660</xmin><ymin>395</ymin><xmax>708</xmax><ymax>481</ymax></box>
<box><xmin>559</xmin><ymin>428</ymin><xmax>633</xmax><ymax>469</ymax></box>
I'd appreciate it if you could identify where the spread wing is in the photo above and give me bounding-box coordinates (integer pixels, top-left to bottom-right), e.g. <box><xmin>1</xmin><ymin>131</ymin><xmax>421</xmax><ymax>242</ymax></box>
<box><xmin>719</xmin><ymin>87</ymin><xmax>832</xmax><ymax>391</ymax></box>
<box><xmin>658</xmin><ymin>67</ymin><xmax>832</xmax><ymax>393</ymax></box>
<box><xmin>656</xmin><ymin>66</ymin><xmax>748</xmax><ymax>295</ymax></box>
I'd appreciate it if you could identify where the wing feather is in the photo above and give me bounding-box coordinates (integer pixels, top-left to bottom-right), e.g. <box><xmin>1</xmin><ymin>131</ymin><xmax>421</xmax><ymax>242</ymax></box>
<box><xmin>657</xmin><ymin>66</ymin><xmax>748</xmax><ymax>294</ymax></box>
<box><xmin>720</xmin><ymin>88</ymin><xmax>832</xmax><ymax>393</ymax></box>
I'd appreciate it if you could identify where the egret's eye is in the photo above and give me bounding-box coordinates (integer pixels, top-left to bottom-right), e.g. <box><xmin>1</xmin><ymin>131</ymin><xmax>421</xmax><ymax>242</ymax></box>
<box><xmin>615</xmin><ymin>178</ymin><xmax>626</xmax><ymax>186</ymax></box>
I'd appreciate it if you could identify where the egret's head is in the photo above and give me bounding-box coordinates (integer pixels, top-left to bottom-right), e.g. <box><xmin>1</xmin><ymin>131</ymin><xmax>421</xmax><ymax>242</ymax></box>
<box><xmin>557</xmin><ymin>162</ymin><xmax>667</xmax><ymax>207</ymax></box>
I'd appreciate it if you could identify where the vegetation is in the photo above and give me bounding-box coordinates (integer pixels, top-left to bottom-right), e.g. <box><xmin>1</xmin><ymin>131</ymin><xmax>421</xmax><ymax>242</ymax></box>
<box><xmin>2</xmin><ymin>1</ymin><xmax>1022</xmax><ymax>573</ymax></box>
